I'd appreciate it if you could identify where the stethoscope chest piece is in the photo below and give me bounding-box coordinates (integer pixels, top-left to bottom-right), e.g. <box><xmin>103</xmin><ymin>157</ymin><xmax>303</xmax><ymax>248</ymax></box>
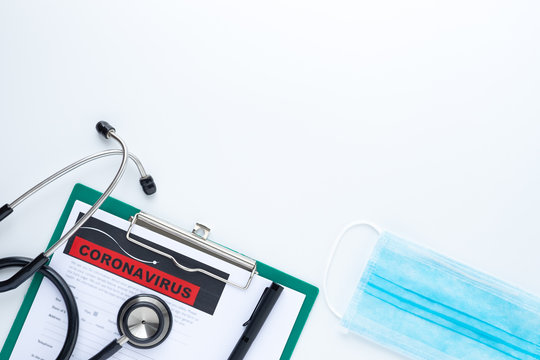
<box><xmin>117</xmin><ymin>294</ymin><xmax>173</xmax><ymax>349</ymax></box>
<box><xmin>89</xmin><ymin>294</ymin><xmax>173</xmax><ymax>360</ymax></box>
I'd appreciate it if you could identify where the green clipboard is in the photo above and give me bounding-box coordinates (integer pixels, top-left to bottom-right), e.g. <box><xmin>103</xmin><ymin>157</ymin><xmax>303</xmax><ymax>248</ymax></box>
<box><xmin>1</xmin><ymin>183</ymin><xmax>318</xmax><ymax>360</ymax></box>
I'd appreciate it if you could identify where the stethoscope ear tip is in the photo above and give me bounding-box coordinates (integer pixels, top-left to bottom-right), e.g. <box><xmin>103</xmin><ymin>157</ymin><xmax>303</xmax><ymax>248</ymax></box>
<box><xmin>140</xmin><ymin>176</ymin><xmax>157</xmax><ymax>195</ymax></box>
<box><xmin>0</xmin><ymin>204</ymin><xmax>13</xmax><ymax>222</ymax></box>
<box><xmin>96</xmin><ymin>121</ymin><xmax>116</xmax><ymax>139</ymax></box>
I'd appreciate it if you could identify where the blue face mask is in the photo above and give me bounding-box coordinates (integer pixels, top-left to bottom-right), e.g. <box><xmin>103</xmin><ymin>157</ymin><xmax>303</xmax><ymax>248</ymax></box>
<box><xmin>324</xmin><ymin>223</ymin><xmax>540</xmax><ymax>360</ymax></box>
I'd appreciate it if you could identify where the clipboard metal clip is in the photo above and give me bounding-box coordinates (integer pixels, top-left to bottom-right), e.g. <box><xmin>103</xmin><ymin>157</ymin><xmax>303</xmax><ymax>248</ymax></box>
<box><xmin>126</xmin><ymin>212</ymin><xmax>257</xmax><ymax>290</ymax></box>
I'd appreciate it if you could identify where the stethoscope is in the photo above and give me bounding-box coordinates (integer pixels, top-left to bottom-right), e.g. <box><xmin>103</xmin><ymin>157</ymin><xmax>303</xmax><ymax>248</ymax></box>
<box><xmin>0</xmin><ymin>122</ymin><xmax>172</xmax><ymax>359</ymax></box>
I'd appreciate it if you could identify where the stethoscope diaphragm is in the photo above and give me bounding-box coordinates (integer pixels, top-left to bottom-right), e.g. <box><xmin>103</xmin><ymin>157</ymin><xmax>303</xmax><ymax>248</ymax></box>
<box><xmin>89</xmin><ymin>294</ymin><xmax>173</xmax><ymax>360</ymax></box>
<box><xmin>117</xmin><ymin>294</ymin><xmax>173</xmax><ymax>348</ymax></box>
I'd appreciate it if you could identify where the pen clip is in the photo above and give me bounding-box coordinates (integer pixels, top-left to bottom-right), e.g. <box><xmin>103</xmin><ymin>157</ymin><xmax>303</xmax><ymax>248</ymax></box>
<box><xmin>243</xmin><ymin>287</ymin><xmax>270</xmax><ymax>327</ymax></box>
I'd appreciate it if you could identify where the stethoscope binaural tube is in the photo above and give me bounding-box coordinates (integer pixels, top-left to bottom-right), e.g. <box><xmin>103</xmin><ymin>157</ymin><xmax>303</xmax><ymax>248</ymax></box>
<box><xmin>0</xmin><ymin>121</ymin><xmax>156</xmax><ymax>293</ymax></box>
<box><xmin>0</xmin><ymin>122</ymin><xmax>157</xmax><ymax>360</ymax></box>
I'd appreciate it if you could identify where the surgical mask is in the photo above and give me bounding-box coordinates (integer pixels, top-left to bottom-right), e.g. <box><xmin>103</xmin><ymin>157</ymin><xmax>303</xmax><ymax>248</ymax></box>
<box><xmin>323</xmin><ymin>222</ymin><xmax>540</xmax><ymax>360</ymax></box>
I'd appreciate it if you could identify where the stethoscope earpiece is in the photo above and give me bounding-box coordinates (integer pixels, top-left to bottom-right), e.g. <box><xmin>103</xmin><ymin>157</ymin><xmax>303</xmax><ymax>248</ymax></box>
<box><xmin>95</xmin><ymin>121</ymin><xmax>116</xmax><ymax>139</ymax></box>
<box><xmin>139</xmin><ymin>175</ymin><xmax>157</xmax><ymax>195</ymax></box>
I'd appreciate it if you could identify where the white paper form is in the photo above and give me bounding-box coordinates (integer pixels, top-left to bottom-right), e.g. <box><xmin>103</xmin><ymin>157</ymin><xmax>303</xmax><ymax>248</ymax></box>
<box><xmin>9</xmin><ymin>201</ymin><xmax>305</xmax><ymax>360</ymax></box>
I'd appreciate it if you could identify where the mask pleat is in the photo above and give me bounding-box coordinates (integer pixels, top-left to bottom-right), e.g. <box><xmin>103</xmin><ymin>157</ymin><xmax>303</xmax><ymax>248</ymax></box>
<box><xmin>342</xmin><ymin>232</ymin><xmax>540</xmax><ymax>360</ymax></box>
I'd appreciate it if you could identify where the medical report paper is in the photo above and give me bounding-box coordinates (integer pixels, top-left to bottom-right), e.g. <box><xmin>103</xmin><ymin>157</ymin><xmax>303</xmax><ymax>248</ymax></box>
<box><xmin>9</xmin><ymin>201</ymin><xmax>305</xmax><ymax>359</ymax></box>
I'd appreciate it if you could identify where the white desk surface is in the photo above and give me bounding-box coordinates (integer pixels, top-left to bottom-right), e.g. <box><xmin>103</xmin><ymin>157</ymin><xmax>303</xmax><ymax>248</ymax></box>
<box><xmin>1</xmin><ymin>1</ymin><xmax>540</xmax><ymax>359</ymax></box>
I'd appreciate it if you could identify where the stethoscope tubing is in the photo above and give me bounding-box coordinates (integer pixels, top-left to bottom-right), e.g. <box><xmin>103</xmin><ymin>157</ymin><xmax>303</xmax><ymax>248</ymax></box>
<box><xmin>0</xmin><ymin>257</ymin><xmax>79</xmax><ymax>360</ymax></box>
<box><xmin>88</xmin><ymin>340</ymin><xmax>123</xmax><ymax>360</ymax></box>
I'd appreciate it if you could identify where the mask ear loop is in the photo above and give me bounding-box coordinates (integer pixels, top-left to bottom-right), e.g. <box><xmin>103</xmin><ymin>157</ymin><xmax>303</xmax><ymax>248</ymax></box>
<box><xmin>323</xmin><ymin>221</ymin><xmax>382</xmax><ymax>319</ymax></box>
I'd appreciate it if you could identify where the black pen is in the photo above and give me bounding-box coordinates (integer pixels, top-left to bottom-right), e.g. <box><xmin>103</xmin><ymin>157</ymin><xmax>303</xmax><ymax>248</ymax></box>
<box><xmin>228</xmin><ymin>282</ymin><xmax>284</xmax><ymax>360</ymax></box>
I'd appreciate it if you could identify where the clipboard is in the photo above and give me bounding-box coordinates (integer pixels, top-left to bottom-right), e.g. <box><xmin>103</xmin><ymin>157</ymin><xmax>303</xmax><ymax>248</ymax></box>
<box><xmin>1</xmin><ymin>183</ymin><xmax>318</xmax><ymax>359</ymax></box>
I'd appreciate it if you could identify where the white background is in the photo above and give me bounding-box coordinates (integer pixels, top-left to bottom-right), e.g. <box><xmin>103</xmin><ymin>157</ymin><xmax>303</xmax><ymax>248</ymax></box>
<box><xmin>1</xmin><ymin>1</ymin><xmax>539</xmax><ymax>359</ymax></box>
